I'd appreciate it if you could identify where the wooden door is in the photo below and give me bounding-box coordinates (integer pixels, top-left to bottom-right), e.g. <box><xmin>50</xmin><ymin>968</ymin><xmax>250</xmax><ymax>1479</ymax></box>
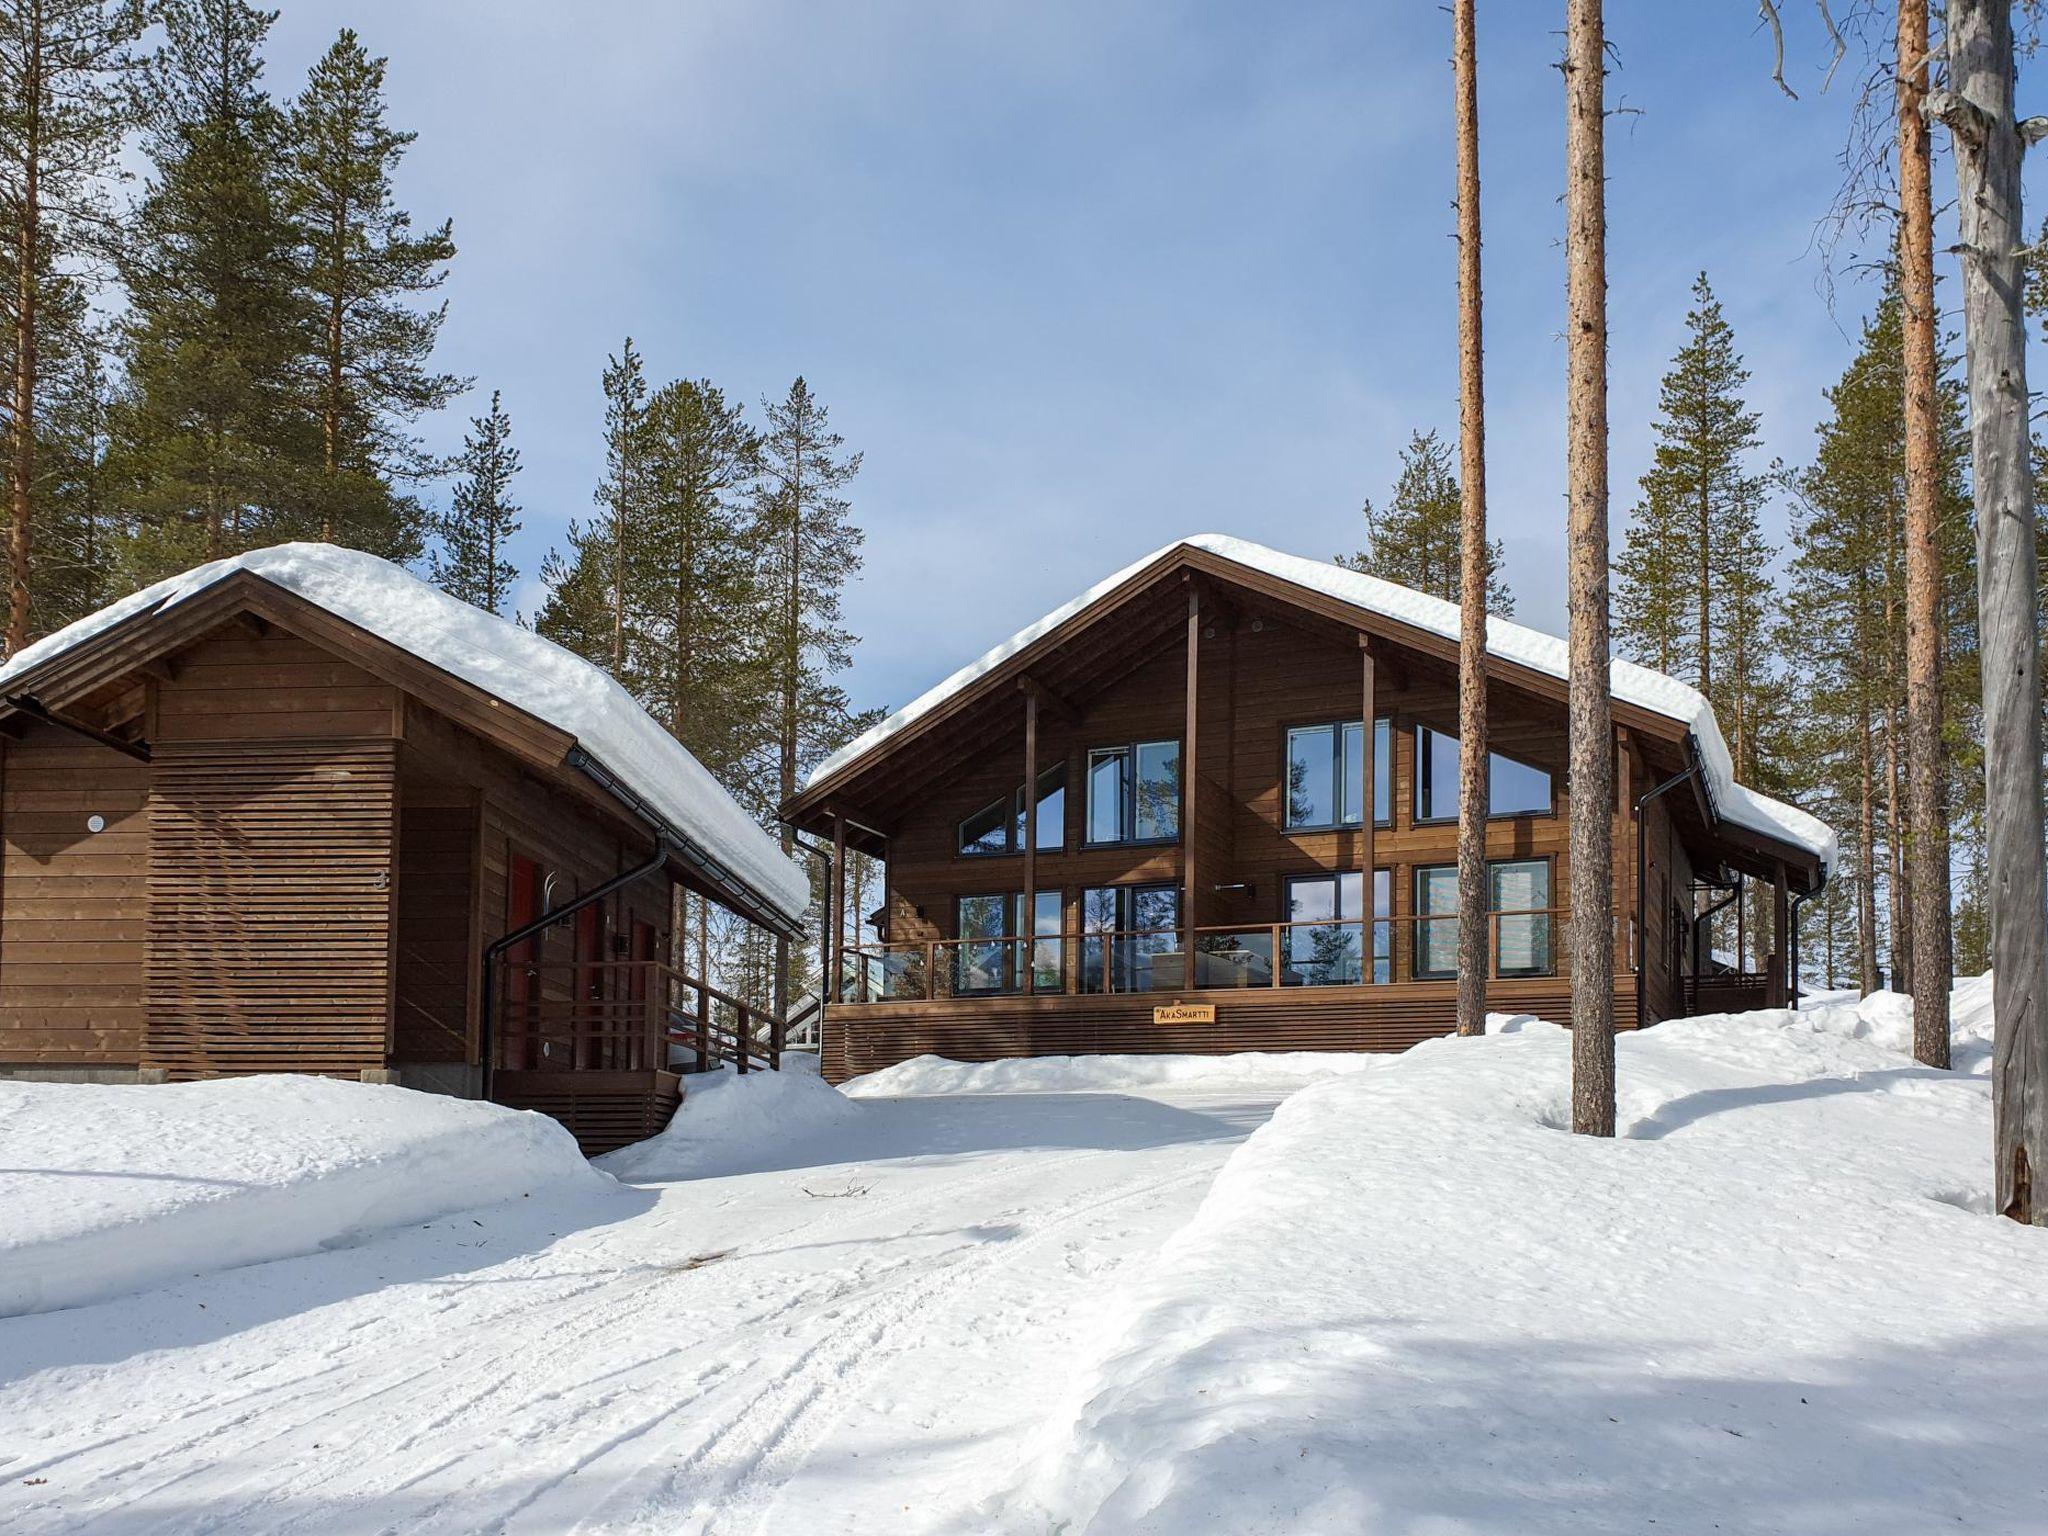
<box><xmin>504</xmin><ymin>853</ymin><xmax>542</xmax><ymax>1070</ymax></box>
<box><xmin>574</xmin><ymin>902</ymin><xmax>604</xmax><ymax>1069</ymax></box>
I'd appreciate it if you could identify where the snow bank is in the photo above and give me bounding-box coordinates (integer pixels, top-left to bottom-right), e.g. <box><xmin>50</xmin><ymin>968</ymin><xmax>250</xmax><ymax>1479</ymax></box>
<box><xmin>0</xmin><ymin>1076</ymin><xmax>607</xmax><ymax>1318</ymax></box>
<box><xmin>598</xmin><ymin>1061</ymin><xmax>863</xmax><ymax>1181</ymax></box>
<box><xmin>986</xmin><ymin>986</ymin><xmax>2044</xmax><ymax>1534</ymax></box>
<box><xmin>840</xmin><ymin>1049</ymin><xmax>1386</xmax><ymax>1098</ymax></box>
<box><xmin>0</xmin><ymin>543</ymin><xmax>809</xmax><ymax>924</ymax></box>
<box><xmin>808</xmin><ymin>533</ymin><xmax>1835</xmax><ymax>871</ymax></box>
<box><xmin>1791</xmin><ymin>971</ymin><xmax>1997</xmax><ymax>1073</ymax></box>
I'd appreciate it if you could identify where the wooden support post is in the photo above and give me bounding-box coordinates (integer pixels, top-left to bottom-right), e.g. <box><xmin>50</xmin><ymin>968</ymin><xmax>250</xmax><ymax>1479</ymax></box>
<box><xmin>1773</xmin><ymin>862</ymin><xmax>1790</xmax><ymax>1008</ymax></box>
<box><xmin>1184</xmin><ymin>584</ymin><xmax>1200</xmax><ymax>971</ymax></box>
<box><xmin>1022</xmin><ymin>689</ymin><xmax>1038</xmax><ymax>992</ymax></box>
<box><xmin>1359</xmin><ymin>634</ymin><xmax>1376</xmax><ymax>982</ymax></box>
<box><xmin>830</xmin><ymin>811</ymin><xmax>847</xmax><ymax>1004</ymax></box>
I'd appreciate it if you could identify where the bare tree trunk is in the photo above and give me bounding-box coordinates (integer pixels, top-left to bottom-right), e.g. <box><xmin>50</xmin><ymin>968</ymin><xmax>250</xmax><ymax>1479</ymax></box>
<box><xmin>1453</xmin><ymin>0</ymin><xmax>1489</xmax><ymax>1039</ymax></box>
<box><xmin>1899</xmin><ymin>0</ymin><xmax>1953</xmax><ymax>1067</ymax></box>
<box><xmin>1564</xmin><ymin>0</ymin><xmax>1615</xmax><ymax>1137</ymax></box>
<box><xmin>7</xmin><ymin>14</ymin><xmax>41</xmax><ymax>657</ymax></box>
<box><xmin>1937</xmin><ymin>0</ymin><xmax>2048</xmax><ymax>1223</ymax></box>
<box><xmin>1858</xmin><ymin>710</ymin><xmax>1880</xmax><ymax>992</ymax></box>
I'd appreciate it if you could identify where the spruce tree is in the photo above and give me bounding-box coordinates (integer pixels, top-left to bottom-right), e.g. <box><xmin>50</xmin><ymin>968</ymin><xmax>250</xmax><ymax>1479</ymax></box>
<box><xmin>0</xmin><ymin>0</ymin><xmax>141</xmax><ymax>650</ymax></box>
<box><xmin>429</xmin><ymin>388</ymin><xmax>519</xmax><ymax>614</ymax></box>
<box><xmin>113</xmin><ymin>0</ymin><xmax>313</xmax><ymax>576</ymax></box>
<box><xmin>285</xmin><ymin>28</ymin><xmax>458</xmax><ymax>560</ymax></box>
<box><xmin>1337</xmin><ymin>427</ymin><xmax>1512</xmax><ymax>612</ymax></box>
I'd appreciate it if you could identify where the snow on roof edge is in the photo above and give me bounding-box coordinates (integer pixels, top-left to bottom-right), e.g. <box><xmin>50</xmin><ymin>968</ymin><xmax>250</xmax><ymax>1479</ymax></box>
<box><xmin>0</xmin><ymin>544</ymin><xmax>814</xmax><ymax>925</ymax></box>
<box><xmin>807</xmin><ymin>533</ymin><xmax>1837</xmax><ymax>874</ymax></box>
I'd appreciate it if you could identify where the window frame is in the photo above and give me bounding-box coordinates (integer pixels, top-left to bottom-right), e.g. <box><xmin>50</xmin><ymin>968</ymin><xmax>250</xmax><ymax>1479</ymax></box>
<box><xmin>956</xmin><ymin>761</ymin><xmax>1069</xmax><ymax>858</ymax></box>
<box><xmin>1082</xmin><ymin>740</ymin><xmax>1183</xmax><ymax>848</ymax></box>
<box><xmin>1282</xmin><ymin>716</ymin><xmax>1394</xmax><ymax>832</ymax></box>
<box><xmin>1411</xmin><ymin>856</ymin><xmax>1557</xmax><ymax>980</ymax></box>
<box><xmin>1281</xmin><ymin>868</ymin><xmax>1393</xmax><ymax>985</ymax></box>
<box><xmin>1411</xmin><ymin>724</ymin><xmax>1558</xmax><ymax>825</ymax></box>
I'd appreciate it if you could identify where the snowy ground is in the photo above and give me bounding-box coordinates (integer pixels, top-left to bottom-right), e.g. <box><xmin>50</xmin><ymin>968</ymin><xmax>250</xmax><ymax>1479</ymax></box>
<box><xmin>0</xmin><ymin>988</ymin><xmax>2035</xmax><ymax>1534</ymax></box>
<box><xmin>0</xmin><ymin>1057</ymin><xmax>1343</xmax><ymax>1533</ymax></box>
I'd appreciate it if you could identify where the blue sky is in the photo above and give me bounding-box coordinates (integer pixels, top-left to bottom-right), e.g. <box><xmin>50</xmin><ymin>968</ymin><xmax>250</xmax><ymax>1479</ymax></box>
<box><xmin>264</xmin><ymin>1</ymin><xmax>2003</xmax><ymax>720</ymax></box>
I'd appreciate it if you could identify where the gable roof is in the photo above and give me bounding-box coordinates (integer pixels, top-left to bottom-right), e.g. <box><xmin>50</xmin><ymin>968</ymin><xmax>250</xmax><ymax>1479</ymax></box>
<box><xmin>805</xmin><ymin>533</ymin><xmax>1836</xmax><ymax>874</ymax></box>
<box><xmin>0</xmin><ymin>543</ymin><xmax>813</xmax><ymax>927</ymax></box>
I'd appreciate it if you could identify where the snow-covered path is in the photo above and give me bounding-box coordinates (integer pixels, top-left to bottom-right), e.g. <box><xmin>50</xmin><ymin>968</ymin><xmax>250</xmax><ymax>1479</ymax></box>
<box><xmin>0</xmin><ymin>1082</ymin><xmax>1287</xmax><ymax>1534</ymax></box>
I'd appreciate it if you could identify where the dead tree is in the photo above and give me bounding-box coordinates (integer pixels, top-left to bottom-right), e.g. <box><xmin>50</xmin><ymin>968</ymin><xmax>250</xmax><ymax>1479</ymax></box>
<box><xmin>1898</xmin><ymin>0</ymin><xmax>1953</xmax><ymax>1066</ymax></box>
<box><xmin>1930</xmin><ymin>0</ymin><xmax>2048</xmax><ymax>1223</ymax></box>
<box><xmin>1564</xmin><ymin>0</ymin><xmax>1615</xmax><ymax>1136</ymax></box>
<box><xmin>1454</xmin><ymin>0</ymin><xmax>1490</xmax><ymax>1039</ymax></box>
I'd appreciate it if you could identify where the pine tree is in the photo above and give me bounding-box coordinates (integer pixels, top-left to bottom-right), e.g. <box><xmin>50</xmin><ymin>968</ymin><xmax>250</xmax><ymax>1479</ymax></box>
<box><xmin>1784</xmin><ymin>288</ymin><xmax>1974</xmax><ymax>993</ymax></box>
<box><xmin>753</xmin><ymin>376</ymin><xmax>865</xmax><ymax>1013</ymax></box>
<box><xmin>34</xmin><ymin>315</ymin><xmax>116</xmax><ymax>628</ymax></box>
<box><xmin>1613</xmin><ymin>273</ymin><xmax>1770</xmax><ymax>701</ymax></box>
<box><xmin>0</xmin><ymin>0</ymin><xmax>141</xmax><ymax>650</ymax></box>
<box><xmin>633</xmin><ymin>376</ymin><xmax>765</xmax><ymax>790</ymax></box>
<box><xmin>285</xmin><ymin>28</ymin><xmax>459</xmax><ymax>561</ymax></box>
<box><xmin>1337</xmin><ymin>428</ymin><xmax>1512</xmax><ymax>612</ymax></box>
<box><xmin>535</xmin><ymin>340</ymin><xmax>649</xmax><ymax>687</ymax></box>
<box><xmin>113</xmin><ymin>0</ymin><xmax>314</xmax><ymax>576</ymax></box>
<box><xmin>429</xmin><ymin>388</ymin><xmax>518</xmax><ymax>614</ymax></box>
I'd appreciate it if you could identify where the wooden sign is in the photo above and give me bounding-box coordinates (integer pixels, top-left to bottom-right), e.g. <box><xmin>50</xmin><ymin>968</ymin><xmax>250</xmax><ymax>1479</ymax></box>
<box><xmin>1153</xmin><ymin>1001</ymin><xmax>1216</xmax><ymax>1025</ymax></box>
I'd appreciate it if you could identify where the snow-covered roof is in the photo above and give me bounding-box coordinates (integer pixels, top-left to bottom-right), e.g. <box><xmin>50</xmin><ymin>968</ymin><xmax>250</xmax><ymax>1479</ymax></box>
<box><xmin>0</xmin><ymin>544</ymin><xmax>813</xmax><ymax>926</ymax></box>
<box><xmin>809</xmin><ymin>533</ymin><xmax>1837</xmax><ymax>873</ymax></box>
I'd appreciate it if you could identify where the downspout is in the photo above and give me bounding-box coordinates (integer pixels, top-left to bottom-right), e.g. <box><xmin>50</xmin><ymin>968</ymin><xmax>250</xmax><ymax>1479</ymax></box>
<box><xmin>1634</xmin><ymin>757</ymin><xmax>1701</xmax><ymax>1029</ymax></box>
<box><xmin>478</xmin><ymin>835</ymin><xmax>673</xmax><ymax>1100</ymax></box>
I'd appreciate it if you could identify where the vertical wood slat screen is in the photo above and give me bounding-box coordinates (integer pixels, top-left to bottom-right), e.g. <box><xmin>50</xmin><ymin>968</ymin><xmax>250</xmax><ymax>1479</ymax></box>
<box><xmin>144</xmin><ymin>740</ymin><xmax>397</xmax><ymax>1078</ymax></box>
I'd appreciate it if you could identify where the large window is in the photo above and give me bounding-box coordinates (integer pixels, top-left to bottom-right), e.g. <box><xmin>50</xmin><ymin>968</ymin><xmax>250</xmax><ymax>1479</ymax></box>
<box><xmin>1413</xmin><ymin>726</ymin><xmax>1555</xmax><ymax>822</ymax></box>
<box><xmin>1085</xmin><ymin>741</ymin><xmax>1180</xmax><ymax>845</ymax></box>
<box><xmin>957</xmin><ymin>763</ymin><xmax>1067</xmax><ymax>856</ymax></box>
<box><xmin>1414</xmin><ymin>858</ymin><xmax>1555</xmax><ymax>979</ymax></box>
<box><xmin>1283</xmin><ymin>870</ymin><xmax>1391</xmax><ymax>985</ymax></box>
<box><xmin>1080</xmin><ymin>884</ymin><xmax>1180</xmax><ymax>991</ymax></box>
<box><xmin>1490</xmin><ymin>859</ymin><xmax>1553</xmax><ymax>977</ymax></box>
<box><xmin>954</xmin><ymin>891</ymin><xmax>1063</xmax><ymax>994</ymax></box>
<box><xmin>1285</xmin><ymin>719</ymin><xmax>1393</xmax><ymax>830</ymax></box>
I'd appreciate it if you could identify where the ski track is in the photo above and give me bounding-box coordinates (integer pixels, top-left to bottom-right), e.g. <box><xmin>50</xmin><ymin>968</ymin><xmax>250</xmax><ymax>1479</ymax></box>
<box><xmin>0</xmin><ymin>1087</ymin><xmax>1282</xmax><ymax>1535</ymax></box>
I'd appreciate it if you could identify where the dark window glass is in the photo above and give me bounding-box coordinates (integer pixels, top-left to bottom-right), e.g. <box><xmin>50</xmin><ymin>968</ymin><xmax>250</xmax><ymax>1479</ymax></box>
<box><xmin>1288</xmin><ymin>719</ymin><xmax>1392</xmax><ymax>829</ymax></box>
<box><xmin>1414</xmin><ymin>864</ymin><xmax>1459</xmax><ymax>978</ymax></box>
<box><xmin>958</xmin><ymin>797</ymin><xmax>1010</xmax><ymax>856</ymax></box>
<box><xmin>954</xmin><ymin>894</ymin><xmax>1011</xmax><ymax>993</ymax></box>
<box><xmin>1491</xmin><ymin>859</ymin><xmax>1553</xmax><ymax>976</ymax></box>
<box><xmin>1086</xmin><ymin>750</ymin><xmax>1126</xmax><ymax>844</ymax></box>
<box><xmin>1283</xmin><ymin>870</ymin><xmax>1391</xmax><ymax>985</ymax></box>
<box><xmin>1488</xmin><ymin>753</ymin><xmax>1552</xmax><ymax>816</ymax></box>
<box><xmin>1085</xmin><ymin>742</ymin><xmax>1180</xmax><ymax>844</ymax></box>
<box><xmin>959</xmin><ymin>762</ymin><xmax>1067</xmax><ymax>855</ymax></box>
<box><xmin>1080</xmin><ymin>884</ymin><xmax>1181</xmax><ymax>991</ymax></box>
<box><xmin>954</xmin><ymin>890</ymin><xmax>1063</xmax><ymax>993</ymax></box>
<box><xmin>1416</xmin><ymin>726</ymin><xmax>1554</xmax><ymax>820</ymax></box>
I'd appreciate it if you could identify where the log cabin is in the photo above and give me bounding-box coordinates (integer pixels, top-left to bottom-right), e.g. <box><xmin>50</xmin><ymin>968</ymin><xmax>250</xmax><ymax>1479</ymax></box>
<box><xmin>784</xmin><ymin>535</ymin><xmax>1837</xmax><ymax>1084</ymax></box>
<box><xmin>0</xmin><ymin>544</ymin><xmax>811</xmax><ymax>1152</ymax></box>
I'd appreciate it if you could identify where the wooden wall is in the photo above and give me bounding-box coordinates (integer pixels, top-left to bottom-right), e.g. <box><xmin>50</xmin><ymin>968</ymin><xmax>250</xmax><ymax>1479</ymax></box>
<box><xmin>395</xmin><ymin>796</ymin><xmax>478</xmax><ymax>1064</ymax></box>
<box><xmin>0</xmin><ymin>727</ymin><xmax>151</xmax><ymax>1066</ymax></box>
<box><xmin>873</xmin><ymin>612</ymin><xmax>1592</xmax><ymax>976</ymax></box>
<box><xmin>144</xmin><ymin>740</ymin><xmax>398</xmax><ymax>1078</ymax></box>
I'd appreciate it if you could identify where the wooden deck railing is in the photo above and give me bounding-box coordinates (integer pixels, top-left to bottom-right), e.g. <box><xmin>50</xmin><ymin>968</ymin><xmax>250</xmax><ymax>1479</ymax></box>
<box><xmin>835</xmin><ymin>907</ymin><xmax>1623</xmax><ymax>1004</ymax></box>
<box><xmin>492</xmin><ymin>958</ymin><xmax>786</xmax><ymax>1075</ymax></box>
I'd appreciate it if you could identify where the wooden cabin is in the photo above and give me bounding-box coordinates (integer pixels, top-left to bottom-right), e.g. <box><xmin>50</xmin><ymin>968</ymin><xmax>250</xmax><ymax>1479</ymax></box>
<box><xmin>0</xmin><ymin>545</ymin><xmax>809</xmax><ymax>1152</ymax></box>
<box><xmin>784</xmin><ymin>535</ymin><xmax>1836</xmax><ymax>1084</ymax></box>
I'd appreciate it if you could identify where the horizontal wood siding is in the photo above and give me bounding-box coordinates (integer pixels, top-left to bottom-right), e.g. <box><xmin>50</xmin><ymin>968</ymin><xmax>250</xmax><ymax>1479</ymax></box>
<box><xmin>144</xmin><ymin>740</ymin><xmax>398</xmax><ymax>1078</ymax></box>
<box><xmin>823</xmin><ymin>980</ymin><xmax>1639</xmax><ymax>1083</ymax></box>
<box><xmin>492</xmin><ymin>1069</ymin><xmax>682</xmax><ymax>1154</ymax></box>
<box><xmin>0</xmin><ymin>727</ymin><xmax>152</xmax><ymax>1064</ymax></box>
<box><xmin>395</xmin><ymin>796</ymin><xmax>478</xmax><ymax>1064</ymax></box>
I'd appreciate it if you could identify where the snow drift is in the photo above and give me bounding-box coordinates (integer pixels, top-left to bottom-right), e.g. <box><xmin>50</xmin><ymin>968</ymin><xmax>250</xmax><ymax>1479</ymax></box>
<box><xmin>0</xmin><ymin>1075</ymin><xmax>607</xmax><ymax>1317</ymax></box>
<box><xmin>598</xmin><ymin>1058</ymin><xmax>864</xmax><ymax>1182</ymax></box>
<box><xmin>986</xmin><ymin>987</ymin><xmax>2046</xmax><ymax>1535</ymax></box>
